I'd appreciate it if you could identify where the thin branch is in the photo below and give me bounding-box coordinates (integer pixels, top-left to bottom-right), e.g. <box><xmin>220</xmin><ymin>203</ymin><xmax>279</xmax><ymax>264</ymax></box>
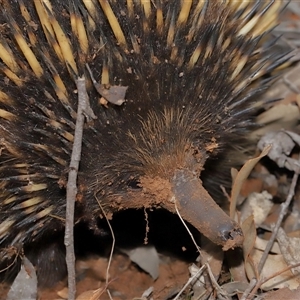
<box><xmin>64</xmin><ymin>76</ymin><xmax>88</xmax><ymax>300</ymax></box>
<box><xmin>240</xmin><ymin>278</ymin><xmax>257</xmax><ymax>300</ymax></box>
<box><xmin>173</xmin><ymin>264</ymin><xmax>207</xmax><ymax>300</ymax></box>
<box><xmin>95</xmin><ymin>194</ymin><xmax>116</xmax><ymax>287</ymax></box>
<box><xmin>174</xmin><ymin>199</ymin><xmax>202</xmax><ymax>254</ymax></box>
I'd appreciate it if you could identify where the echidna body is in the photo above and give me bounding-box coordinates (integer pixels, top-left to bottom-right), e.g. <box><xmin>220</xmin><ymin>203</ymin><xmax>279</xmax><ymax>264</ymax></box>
<box><xmin>0</xmin><ymin>0</ymin><xmax>287</xmax><ymax>283</ymax></box>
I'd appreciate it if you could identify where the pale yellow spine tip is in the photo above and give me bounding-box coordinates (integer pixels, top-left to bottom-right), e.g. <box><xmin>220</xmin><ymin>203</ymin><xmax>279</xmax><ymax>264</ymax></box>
<box><xmin>99</xmin><ymin>0</ymin><xmax>127</xmax><ymax>47</ymax></box>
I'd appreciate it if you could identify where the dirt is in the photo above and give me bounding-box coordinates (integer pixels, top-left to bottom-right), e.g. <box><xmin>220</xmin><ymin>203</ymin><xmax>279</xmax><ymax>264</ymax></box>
<box><xmin>0</xmin><ymin>253</ymin><xmax>190</xmax><ymax>300</ymax></box>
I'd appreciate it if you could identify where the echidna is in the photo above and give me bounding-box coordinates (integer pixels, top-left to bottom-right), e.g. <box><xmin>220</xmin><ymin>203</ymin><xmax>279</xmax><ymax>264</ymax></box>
<box><xmin>0</xmin><ymin>0</ymin><xmax>288</xmax><ymax>285</ymax></box>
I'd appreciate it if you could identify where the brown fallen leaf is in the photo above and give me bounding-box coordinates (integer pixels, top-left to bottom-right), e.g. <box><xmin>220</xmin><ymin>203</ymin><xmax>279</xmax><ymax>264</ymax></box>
<box><xmin>277</xmin><ymin>227</ymin><xmax>300</xmax><ymax>275</ymax></box>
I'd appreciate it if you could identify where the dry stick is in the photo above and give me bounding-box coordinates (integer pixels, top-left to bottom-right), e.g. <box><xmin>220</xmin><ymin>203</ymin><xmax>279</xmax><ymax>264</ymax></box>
<box><xmin>174</xmin><ymin>200</ymin><xmax>204</xmax><ymax>297</ymax></box>
<box><xmin>65</xmin><ymin>76</ymin><xmax>87</xmax><ymax>300</ymax></box>
<box><xmin>95</xmin><ymin>195</ymin><xmax>116</xmax><ymax>297</ymax></box>
<box><xmin>174</xmin><ymin>199</ymin><xmax>202</xmax><ymax>254</ymax></box>
<box><xmin>206</xmin><ymin>263</ymin><xmax>230</xmax><ymax>300</ymax></box>
<box><xmin>174</xmin><ymin>201</ymin><xmax>222</xmax><ymax>299</ymax></box>
<box><xmin>240</xmin><ymin>278</ymin><xmax>257</xmax><ymax>300</ymax></box>
<box><xmin>0</xmin><ymin>249</ymin><xmax>20</xmax><ymax>273</ymax></box>
<box><xmin>173</xmin><ymin>264</ymin><xmax>207</xmax><ymax>300</ymax></box>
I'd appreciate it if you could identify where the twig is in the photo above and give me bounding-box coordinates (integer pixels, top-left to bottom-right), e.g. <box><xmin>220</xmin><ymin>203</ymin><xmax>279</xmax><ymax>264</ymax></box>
<box><xmin>0</xmin><ymin>247</ymin><xmax>21</xmax><ymax>273</ymax></box>
<box><xmin>64</xmin><ymin>76</ymin><xmax>87</xmax><ymax>300</ymax></box>
<box><xmin>95</xmin><ymin>195</ymin><xmax>116</xmax><ymax>290</ymax></box>
<box><xmin>240</xmin><ymin>278</ymin><xmax>257</xmax><ymax>300</ymax></box>
<box><xmin>174</xmin><ymin>199</ymin><xmax>201</xmax><ymax>254</ymax></box>
<box><xmin>144</xmin><ymin>207</ymin><xmax>149</xmax><ymax>244</ymax></box>
<box><xmin>173</xmin><ymin>264</ymin><xmax>207</xmax><ymax>300</ymax></box>
<box><xmin>206</xmin><ymin>263</ymin><xmax>230</xmax><ymax>300</ymax></box>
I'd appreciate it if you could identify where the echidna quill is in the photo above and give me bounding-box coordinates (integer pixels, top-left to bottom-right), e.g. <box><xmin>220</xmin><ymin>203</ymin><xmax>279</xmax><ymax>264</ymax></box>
<box><xmin>0</xmin><ymin>0</ymin><xmax>288</xmax><ymax>285</ymax></box>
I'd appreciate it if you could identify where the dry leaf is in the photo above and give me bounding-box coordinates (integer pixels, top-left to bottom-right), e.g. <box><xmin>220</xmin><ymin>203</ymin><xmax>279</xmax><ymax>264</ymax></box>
<box><xmin>241</xmin><ymin>216</ymin><xmax>257</xmax><ymax>269</ymax></box>
<box><xmin>76</xmin><ymin>288</ymin><xmax>105</xmax><ymax>300</ymax></box>
<box><xmin>6</xmin><ymin>257</ymin><xmax>37</xmax><ymax>300</ymax></box>
<box><xmin>247</xmin><ymin>249</ymin><xmax>300</xmax><ymax>290</ymax></box>
<box><xmin>120</xmin><ymin>245</ymin><xmax>159</xmax><ymax>280</ymax></box>
<box><xmin>257</xmin><ymin>130</ymin><xmax>300</xmax><ymax>172</ymax></box>
<box><xmin>277</xmin><ymin>227</ymin><xmax>300</xmax><ymax>275</ymax></box>
<box><xmin>57</xmin><ymin>287</ymin><xmax>69</xmax><ymax>299</ymax></box>
<box><xmin>221</xmin><ymin>281</ymin><xmax>249</xmax><ymax>295</ymax></box>
<box><xmin>257</xmin><ymin>103</ymin><xmax>300</xmax><ymax>125</ymax></box>
<box><xmin>255</xmin><ymin>237</ymin><xmax>280</xmax><ymax>254</ymax></box>
<box><xmin>263</xmin><ymin>286</ymin><xmax>300</xmax><ymax>300</ymax></box>
<box><xmin>200</xmin><ymin>236</ymin><xmax>223</xmax><ymax>280</ymax></box>
<box><xmin>188</xmin><ymin>263</ymin><xmax>206</xmax><ymax>299</ymax></box>
<box><xmin>230</xmin><ymin>145</ymin><xmax>271</xmax><ymax>218</ymax></box>
<box><xmin>76</xmin><ymin>257</ymin><xmax>108</xmax><ymax>280</ymax></box>
<box><xmin>240</xmin><ymin>191</ymin><xmax>273</xmax><ymax>226</ymax></box>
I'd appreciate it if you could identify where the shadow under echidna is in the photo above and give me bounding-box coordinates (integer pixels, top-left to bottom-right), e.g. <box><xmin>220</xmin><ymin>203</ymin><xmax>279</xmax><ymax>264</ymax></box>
<box><xmin>0</xmin><ymin>0</ymin><xmax>288</xmax><ymax>286</ymax></box>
